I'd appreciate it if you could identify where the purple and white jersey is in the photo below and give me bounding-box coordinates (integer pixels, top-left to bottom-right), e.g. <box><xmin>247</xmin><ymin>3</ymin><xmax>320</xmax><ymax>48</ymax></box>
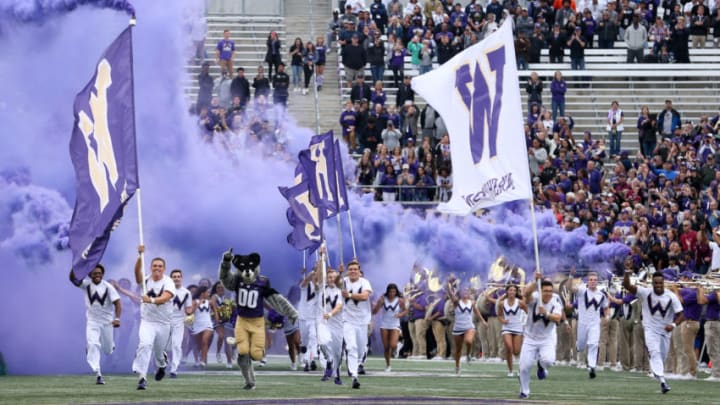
<box><xmin>452</xmin><ymin>300</ymin><xmax>475</xmax><ymax>334</ymax></box>
<box><xmin>142</xmin><ymin>275</ymin><xmax>176</xmax><ymax>324</ymax></box>
<box><xmin>298</xmin><ymin>282</ymin><xmax>320</xmax><ymax>320</ymax></box>
<box><xmin>576</xmin><ymin>285</ymin><xmax>608</xmax><ymax>325</ymax></box>
<box><xmin>192</xmin><ymin>298</ymin><xmax>214</xmax><ymax>333</ymax></box>
<box><xmin>76</xmin><ymin>279</ymin><xmax>120</xmax><ymax>324</ymax></box>
<box><xmin>235</xmin><ymin>276</ymin><xmax>276</xmax><ymax>319</ymax></box>
<box><xmin>524</xmin><ymin>291</ymin><xmax>563</xmax><ymax>343</ymax></box>
<box><xmin>171</xmin><ymin>287</ymin><xmax>192</xmax><ymax>324</ymax></box>
<box><xmin>342</xmin><ymin>276</ymin><xmax>373</xmax><ymax>325</ymax></box>
<box><xmin>636</xmin><ymin>286</ymin><xmax>683</xmax><ymax>335</ymax></box>
<box><xmin>379</xmin><ymin>296</ymin><xmax>401</xmax><ymax>330</ymax></box>
<box><xmin>501</xmin><ymin>298</ymin><xmax>525</xmax><ymax>334</ymax></box>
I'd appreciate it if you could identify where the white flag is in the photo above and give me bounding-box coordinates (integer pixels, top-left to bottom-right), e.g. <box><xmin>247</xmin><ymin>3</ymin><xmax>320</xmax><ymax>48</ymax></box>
<box><xmin>412</xmin><ymin>21</ymin><xmax>532</xmax><ymax>216</ymax></box>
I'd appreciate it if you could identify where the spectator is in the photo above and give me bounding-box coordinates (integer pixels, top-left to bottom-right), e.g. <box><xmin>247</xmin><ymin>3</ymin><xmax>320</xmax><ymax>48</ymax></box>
<box><xmin>357</xmin><ymin>148</ymin><xmax>377</xmax><ymax>193</ymax></box>
<box><xmin>624</xmin><ymin>15</ymin><xmax>647</xmax><ymax>63</ymax></box>
<box><xmin>529</xmin><ymin>138</ymin><xmax>548</xmax><ymax>176</ymax></box>
<box><xmin>215</xmin><ymin>29</ymin><xmax>235</xmax><ymax>74</ymax></box>
<box><xmin>436</xmin><ymin>34</ymin><xmax>455</xmax><ymax>65</ymax></box>
<box><xmin>340</xmin><ymin>100</ymin><xmax>358</xmax><ymax>150</ymax></box>
<box><xmin>517</xmin><ymin>7</ymin><xmax>535</xmax><ymax>37</ymax></box>
<box><xmin>670</xmin><ymin>16</ymin><xmax>691</xmax><ymax>62</ymax></box>
<box><xmin>380</xmin><ymin>162</ymin><xmax>399</xmax><ymax>202</ymax></box>
<box><xmin>363</xmin><ymin>116</ymin><xmax>382</xmax><ymax>155</ymax></box>
<box><xmin>436</xmin><ymin>167</ymin><xmax>453</xmax><ymax>202</ymax></box>
<box><xmin>371</xmin><ymin>80</ymin><xmax>387</xmax><ymax>107</ymax></box>
<box><xmin>370</xmin><ymin>0</ymin><xmax>389</xmax><ymax>34</ymax></box>
<box><xmin>301</xmin><ymin>41</ymin><xmax>317</xmax><ymax>95</ymax></box>
<box><xmin>400</xmin><ymin>101</ymin><xmax>419</xmax><ymax>140</ymax></box>
<box><xmin>271</xmin><ymin>62</ymin><xmax>290</xmax><ymax>107</ymax></box>
<box><xmin>657</xmin><ymin>100</ymin><xmax>681</xmax><ymax>138</ymax></box>
<box><xmin>367</xmin><ymin>36</ymin><xmax>386</xmax><ymax>84</ymax></box>
<box><xmin>712</xmin><ymin>7</ymin><xmax>720</xmax><ymax>48</ymax></box>
<box><xmin>382</xmin><ymin>121</ymin><xmax>403</xmax><ymax>151</ymax></box>
<box><xmin>515</xmin><ymin>32</ymin><xmax>531</xmax><ymax>70</ymax></box>
<box><xmin>550</xmin><ymin>71</ymin><xmax>567</xmax><ymax>122</ymax></box>
<box><xmin>397</xmin><ymin>163</ymin><xmax>416</xmax><ymax>201</ymax></box>
<box><xmin>196</xmin><ymin>62</ymin><xmax>213</xmax><ymax>114</ymax></box>
<box><xmin>649</xmin><ymin>16</ymin><xmax>670</xmax><ymax>55</ymax></box>
<box><xmin>230</xmin><ymin>67</ymin><xmax>250</xmax><ymax>109</ymax></box>
<box><xmin>637</xmin><ymin>106</ymin><xmax>658</xmax><ymax>158</ymax></box>
<box><xmin>526</xmin><ymin>71</ymin><xmax>543</xmax><ymax>112</ymax></box>
<box><xmin>388</xmin><ymin>38</ymin><xmax>406</xmax><ymax>88</ymax></box>
<box><xmin>327</xmin><ymin>9</ymin><xmax>342</xmax><ymax>49</ymax></box>
<box><xmin>547</xmin><ymin>24</ymin><xmax>566</xmax><ymax>63</ymax></box>
<box><xmin>252</xmin><ymin>65</ymin><xmax>271</xmax><ymax>99</ymax></box>
<box><xmin>265</xmin><ymin>31</ymin><xmax>282</xmax><ymax>79</ymax></box>
<box><xmin>350</xmin><ymin>75</ymin><xmax>372</xmax><ymax>104</ymax></box>
<box><xmin>414</xmin><ymin>166</ymin><xmax>436</xmax><ymax>201</ymax></box>
<box><xmin>315</xmin><ymin>37</ymin><xmax>327</xmax><ymax>91</ymax></box>
<box><xmin>567</xmin><ymin>26</ymin><xmax>586</xmax><ymax>70</ymax></box>
<box><xmin>607</xmin><ymin>101</ymin><xmax>625</xmax><ymax>157</ymax></box>
<box><xmin>596</xmin><ymin>11</ymin><xmax>618</xmax><ymax>49</ymax></box>
<box><xmin>289</xmin><ymin>37</ymin><xmax>304</xmax><ymax>92</ymax></box>
<box><xmin>690</xmin><ymin>5</ymin><xmax>710</xmax><ymax>48</ymax></box>
<box><xmin>419</xmin><ymin>40</ymin><xmax>434</xmax><ymax>74</ymax></box>
<box><xmin>529</xmin><ymin>24</ymin><xmax>545</xmax><ymax>62</ymax></box>
<box><xmin>214</xmin><ymin>69</ymin><xmax>232</xmax><ymax>109</ymax></box>
<box><xmin>343</xmin><ymin>34</ymin><xmax>368</xmax><ymax>88</ymax></box>
<box><xmin>580</xmin><ymin>8</ymin><xmax>597</xmax><ymax>48</ymax></box>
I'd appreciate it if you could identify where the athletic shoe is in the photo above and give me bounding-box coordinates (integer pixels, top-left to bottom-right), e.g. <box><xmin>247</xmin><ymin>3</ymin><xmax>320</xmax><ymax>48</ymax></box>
<box><xmin>310</xmin><ymin>360</ymin><xmax>317</xmax><ymax>371</ymax></box>
<box><xmin>169</xmin><ymin>373</ymin><xmax>177</xmax><ymax>379</ymax></box>
<box><xmin>589</xmin><ymin>368</ymin><xmax>596</xmax><ymax>379</ymax></box>
<box><xmin>258</xmin><ymin>358</ymin><xmax>267</xmax><ymax>368</ymax></box>
<box><xmin>507</xmin><ymin>372</ymin><xmax>514</xmax><ymax>378</ymax></box>
<box><xmin>704</xmin><ymin>376</ymin><xmax>720</xmax><ymax>381</ymax></box>
<box><xmin>290</xmin><ymin>362</ymin><xmax>297</xmax><ymax>371</ymax></box>
<box><xmin>304</xmin><ymin>362</ymin><xmax>310</xmax><ymax>372</ymax></box>
<box><xmin>519</xmin><ymin>392</ymin><xmax>529</xmax><ymax>399</ymax></box>
<box><xmin>385</xmin><ymin>366</ymin><xmax>392</xmax><ymax>373</ymax></box>
<box><xmin>352</xmin><ymin>378</ymin><xmax>360</xmax><ymax>389</ymax></box>
<box><xmin>137</xmin><ymin>377</ymin><xmax>147</xmax><ymax>390</ymax></box>
<box><xmin>322</xmin><ymin>367</ymin><xmax>333</xmax><ymax>381</ymax></box>
<box><xmin>455</xmin><ymin>367</ymin><xmax>461</xmax><ymax>375</ymax></box>
<box><xmin>537</xmin><ymin>361</ymin><xmax>547</xmax><ymax>380</ymax></box>
<box><xmin>358</xmin><ymin>364</ymin><xmax>366</xmax><ymax>375</ymax></box>
<box><xmin>334</xmin><ymin>377</ymin><xmax>343</xmax><ymax>385</ymax></box>
<box><xmin>155</xmin><ymin>366</ymin><xmax>166</xmax><ymax>381</ymax></box>
<box><xmin>243</xmin><ymin>383</ymin><xmax>256</xmax><ymax>390</ymax></box>
<box><xmin>217</xmin><ymin>353</ymin><xmax>223</xmax><ymax>364</ymax></box>
<box><xmin>661</xmin><ymin>382</ymin><xmax>671</xmax><ymax>394</ymax></box>
<box><xmin>96</xmin><ymin>376</ymin><xmax>105</xmax><ymax>385</ymax></box>
<box><xmin>226</xmin><ymin>362</ymin><xmax>233</xmax><ymax>369</ymax></box>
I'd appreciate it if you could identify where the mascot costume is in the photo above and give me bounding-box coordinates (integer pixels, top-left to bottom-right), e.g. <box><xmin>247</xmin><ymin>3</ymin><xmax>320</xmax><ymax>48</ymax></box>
<box><xmin>219</xmin><ymin>249</ymin><xmax>298</xmax><ymax>390</ymax></box>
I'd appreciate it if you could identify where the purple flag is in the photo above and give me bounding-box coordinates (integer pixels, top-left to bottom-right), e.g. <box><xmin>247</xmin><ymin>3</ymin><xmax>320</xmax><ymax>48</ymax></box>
<box><xmin>333</xmin><ymin>139</ymin><xmax>349</xmax><ymax>213</ymax></box>
<box><xmin>302</xmin><ymin>132</ymin><xmax>340</xmax><ymax>218</ymax></box>
<box><xmin>68</xmin><ymin>26</ymin><xmax>138</xmax><ymax>280</ymax></box>
<box><xmin>278</xmin><ymin>164</ymin><xmax>322</xmax><ymax>253</ymax></box>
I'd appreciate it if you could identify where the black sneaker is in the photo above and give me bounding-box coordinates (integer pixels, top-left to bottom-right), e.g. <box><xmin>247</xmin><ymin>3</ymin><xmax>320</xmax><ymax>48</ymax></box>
<box><xmin>358</xmin><ymin>364</ymin><xmax>366</xmax><ymax>375</ymax></box>
<box><xmin>661</xmin><ymin>382</ymin><xmax>671</xmax><ymax>394</ymax></box>
<box><xmin>589</xmin><ymin>368</ymin><xmax>596</xmax><ymax>379</ymax></box>
<box><xmin>96</xmin><ymin>376</ymin><xmax>105</xmax><ymax>385</ymax></box>
<box><xmin>169</xmin><ymin>372</ymin><xmax>177</xmax><ymax>379</ymax></box>
<box><xmin>310</xmin><ymin>360</ymin><xmax>317</xmax><ymax>371</ymax></box>
<box><xmin>303</xmin><ymin>362</ymin><xmax>309</xmax><ymax>372</ymax></box>
<box><xmin>519</xmin><ymin>392</ymin><xmax>529</xmax><ymax>399</ymax></box>
<box><xmin>352</xmin><ymin>378</ymin><xmax>360</xmax><ymax>389</ymax></box>
<box><xmin>334</xmin><ymin>376</ymin><xmax>342</xmax><ymax>385</ymax></box>
<box><xmin>536</xmin><ymin>361</ymin><xmax>546</xmax><ymax>380</ymax></box>
<box><xmin>243</xmin><ymin>383</ymin><xmax>256</xmax><ymax>390</ymax></box>
<box><xmin>137</xmin><ymin>377</ymin><xmax>147</xmax><ymax>390</ymax></box>
<box><xmin>155</xmin><ymin>366</ymin><xmax>166</xmax><ymax>381</ymax></box>
<box><xmin>321</xmin><ymin>367</ymin><xmax>333</xmax><ymax>381</ymax></box>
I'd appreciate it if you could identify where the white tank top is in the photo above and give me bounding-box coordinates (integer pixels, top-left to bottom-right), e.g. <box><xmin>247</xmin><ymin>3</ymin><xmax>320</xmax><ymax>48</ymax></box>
<box><xmin>453</xmin><ymin>300</ymin><xmax>475</xmax><ymax>333</ymax></box>
<box><xmin>380</xmin><ymin>296</ymin><xmax>401</xmax><ymax>330</ymax></box>
<box><xmin>501</xmin><ymin>298</ymin><xmax>526</xmax><ymax>334</ymax></box>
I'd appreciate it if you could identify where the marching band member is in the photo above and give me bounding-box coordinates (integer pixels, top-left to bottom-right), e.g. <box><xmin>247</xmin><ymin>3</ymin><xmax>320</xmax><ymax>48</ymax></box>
<box><xmin>697</xmin><ymin>284</ymin><xmax>720</xmax><ymax>380</ymax></box>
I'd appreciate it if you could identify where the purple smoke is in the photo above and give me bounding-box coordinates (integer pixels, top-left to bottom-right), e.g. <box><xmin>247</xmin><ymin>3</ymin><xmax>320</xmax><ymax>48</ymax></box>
<box><xmin>0</xmin><ymin>0</ymin><xmax>629</xmax><ymax>375</ymax></box>
<box><xmin>0</xmin><ymin>0</ymin><xmax>134</xmax><ymax>23</ymax></box>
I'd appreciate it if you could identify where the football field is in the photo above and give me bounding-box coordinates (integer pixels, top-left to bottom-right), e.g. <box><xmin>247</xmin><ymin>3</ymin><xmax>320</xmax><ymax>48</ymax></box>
<box><xmin>0</xmin><ymin>355</ymin><xmax>718</xmax><ymax>405</ymax></box>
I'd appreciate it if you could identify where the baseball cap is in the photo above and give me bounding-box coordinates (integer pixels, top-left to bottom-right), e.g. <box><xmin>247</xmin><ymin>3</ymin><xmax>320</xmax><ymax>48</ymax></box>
<box><xmin>679</xmin><ymin>271</ymin><xmax>694</xmax><ymax>279</ymax></box>
<box><xmin>402</xmin><ymin>163</ymin><xmax>410</xmax><ymax>169</ymax></box>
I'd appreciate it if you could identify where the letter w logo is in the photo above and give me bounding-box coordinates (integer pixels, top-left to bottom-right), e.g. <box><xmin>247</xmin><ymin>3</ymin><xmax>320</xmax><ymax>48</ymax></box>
<box><xmin>77</xmin><ymin>59</ymin><xmax>119</xmax><ymax>213</ymax></box>
<box><xmin>455</xmin><ymin>46</ymin><xmax>506</xmax><ymax>165</ymax></box>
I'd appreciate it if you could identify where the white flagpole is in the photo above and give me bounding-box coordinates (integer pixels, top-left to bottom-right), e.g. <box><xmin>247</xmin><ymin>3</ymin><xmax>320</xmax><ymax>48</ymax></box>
<box><xmin>529</xmin><ymin>198</ymin><xmax>541</xmax><ymax>291</ymax></box>
<box><xmin>346</xmin><ymin>211</ymin><xmax>358</xmax><ymax>259</ymax></box>
<box><xmin>136</xmin><ymin>188</ymin><xmax>147</xmax><ymax>295</ymax></box>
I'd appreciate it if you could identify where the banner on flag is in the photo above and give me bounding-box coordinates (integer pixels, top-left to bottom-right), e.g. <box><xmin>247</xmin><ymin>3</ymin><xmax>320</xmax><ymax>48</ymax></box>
<box><xmin>411</xmin><ymin>21</ymin><xmax>532</xmax><ymax>215</ymax></box>
<box><xmin>69</xmin><ymin>26</ymin><xmax>138</xmax><ymax>279</ymax></box>
<box><xmin>300</xmin><ymin>131</ymin><xmax>350</xmax><ymax>219</ymax></box>
<box><xmin>279</xmin><ymin>165</ymin><xmax>322</xmax><ymax>253</ymax></box>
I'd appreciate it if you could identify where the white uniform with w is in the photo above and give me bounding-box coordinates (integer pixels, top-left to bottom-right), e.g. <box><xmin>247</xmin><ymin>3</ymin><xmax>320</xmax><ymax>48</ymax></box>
<box><xmin>576</xmin><ymin>286</ymin><xmax>608</xmax><ymax>369</ymax></box>
<box><xmin>519</xmin><ymin>292</ymin><xmax>562</xmax><ymax>397</ymax></box>
<box><xmin>342</xmin><ymin>276</ymin><xmax>373</xmax><ymax>378</ymax></box>
<box><xmin>132</xmin><ymin>276</ymin><xmax>176</xmax><ymax>378</ymax></box>
<box><xmin>298</xmin><ymin>282</ymin><xmax>319</xmax><ymax>365</ymax></box>
<box><xmin>318</xmin><ymin>285</ymin><xmax>344</xmax><ymax>370</ymax></box>
<box><xmin>168</xmin><ymin>287</ymin><xmax>191</xmax><ymax>374</ymax></box>
<box><xmin>636</xmin><ymin>286</ymin><xmax>683</xmax><ymax>379</ymax></box>
<box><xmin>76</xmin><ymin>279</ymin><xmax>120</xmax><ymax>375</ymax></box>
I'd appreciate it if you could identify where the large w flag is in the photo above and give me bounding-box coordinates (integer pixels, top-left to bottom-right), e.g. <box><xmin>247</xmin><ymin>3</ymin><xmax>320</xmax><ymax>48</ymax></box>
<box><xmin>411</xmin><ymin>21</ymin><xmax>532</xmax><ymax>216</ymax></box>
<box><xmin>300</xmin><ymin>131</ymin><xmax>349</xmax><ymax>219</ymax></box>
<box><xmin>279</xmin><ymin>165</ymin><xmax>322</xmax><ymax>253</ymax></box>
<box><xmin>68</xmin><ymin>26</ymin><xmax>139</xmax><ymax>280</ymax></box>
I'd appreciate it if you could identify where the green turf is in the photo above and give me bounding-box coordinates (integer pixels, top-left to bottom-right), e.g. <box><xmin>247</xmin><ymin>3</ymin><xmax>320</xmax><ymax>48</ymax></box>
<box><xmin>0</xmin><ymin>356</ymin><xmax>718</xmax><ymax>404</ymax></box>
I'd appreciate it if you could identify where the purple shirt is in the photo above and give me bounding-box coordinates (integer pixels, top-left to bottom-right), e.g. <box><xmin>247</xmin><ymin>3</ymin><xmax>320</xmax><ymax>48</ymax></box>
<box><xmin>217</xmin><ymin>39</ymin><xmax>235</xmax><ymax>60</ymax></box>
<box><xmin>235</xmin><ymin>277</ymin><xmax>274</xmax><ymax>319</ymax></box>
<box><xmin>411</xmin><ymin>294</ymin><xmax>427</xmax><ymax>320</ymax></box>
<box><xmin>680</xmin><ymin>288</ymin><xmax>702</xmax><ymax>321</ymax></box>
<box><xmin>705</xmin><ymin>293</ymin><xmax>720</xmax><ymax>321</ymax></box>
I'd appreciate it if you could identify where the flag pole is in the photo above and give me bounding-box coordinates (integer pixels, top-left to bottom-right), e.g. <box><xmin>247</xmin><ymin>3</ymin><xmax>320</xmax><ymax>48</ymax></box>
<box><xmin>529</xmin><ymin>198</ymin><xmax>541</xmax><ymax>291</ymax></box>
<box><xmin>346</xmin><ymin>211</ymin><xmax>357</xmax><ymax>259</ymax></box>
<box><xmin>129</xmin><ymin>15</ymin><xmax>145</xmax><ymax>295</ymax></box>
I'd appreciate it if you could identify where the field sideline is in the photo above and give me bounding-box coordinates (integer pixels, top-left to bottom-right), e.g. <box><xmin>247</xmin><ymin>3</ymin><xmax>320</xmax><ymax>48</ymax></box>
<box><xmin>0</xmin><ymin>355</ymin><xmax>718</xmax><ymax>405</ymax></box>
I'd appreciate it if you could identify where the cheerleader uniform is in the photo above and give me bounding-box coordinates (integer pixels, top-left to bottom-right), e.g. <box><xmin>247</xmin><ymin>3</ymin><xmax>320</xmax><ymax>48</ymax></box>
<box><xmin>452</xmin><ymin>300</ymin><xmax>475</xmax><ymax>335</ymax></box>
<box><xmin>501</xmin><ymin>299</ymin><xmax>526</xmax><ymax>335</ymax></box>
<box><xmin>192</xmin><ymin>299</ymin><xmax>214</xmax><ymax>335</ymax></box>
<box><xmin>379</xmin><ymin>296</ymin><xmax>401</xmax><ymax>331</ymax></box>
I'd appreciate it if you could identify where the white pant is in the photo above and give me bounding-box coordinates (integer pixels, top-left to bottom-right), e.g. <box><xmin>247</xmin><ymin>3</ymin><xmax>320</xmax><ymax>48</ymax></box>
<box><xmin>343</xmin><ymin>322</ymin><xmax>368</xmax><ymax>378</ymax></box>
<box><xmin>519</xmin><ymin>338</ymin><xmax>556</xmax><ymax>396</ymax></box>
<box><xmin>86</xmin><ymin>321</ymin><xmax>114</xmax><ymax>374</ymax></box>
<box><xmin>318</xmin><ymin>321</ymin><xmax>343</xmax><ymax>369</ymax></box>
<box><xmin>645</xmin><ymin>328</ymin><xmax>671</xmax><ymax>379</ymax></box>
<box><xmin>132</xmin><ymin>320</ymin><xmax>171</xmax><ymax>378</ymax></box>
<box><xmin>166</xmin><ymin>321</ymin><xmax>184</xmax><ymax>373</ymax></box>
<box><xmin>576</xmin><ymin>321</ymin><xmax>600</xmax><ymax>369</ymax></box>
<box><xmin>300</xmin><ymin>318</ymin><xmax>318</xmax><ymax>363</ymax></box>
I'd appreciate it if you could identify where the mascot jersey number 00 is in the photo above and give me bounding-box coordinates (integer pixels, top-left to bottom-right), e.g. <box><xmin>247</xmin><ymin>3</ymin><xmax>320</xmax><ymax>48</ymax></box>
<box><xmin>219</xmin><ymin>248</ymin><xmax>298</xmax><ymax>390</ymax></box>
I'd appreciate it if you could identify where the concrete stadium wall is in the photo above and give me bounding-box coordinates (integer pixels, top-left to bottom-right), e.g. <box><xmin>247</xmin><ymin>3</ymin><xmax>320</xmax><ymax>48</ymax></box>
<box><xmin>208</xmin><ymin>0</ymin><xmax>283</xmax><ymax>15</ymax></box>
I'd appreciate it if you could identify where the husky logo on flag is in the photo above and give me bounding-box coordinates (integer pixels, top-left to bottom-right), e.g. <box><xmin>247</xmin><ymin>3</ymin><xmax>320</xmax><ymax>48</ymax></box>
<box><xmin>411</xmin><ymin>21</ymin><xmax>532</xmax><ymax>215</ymax></box>
<box><xmin>69</xmin><ymin>27</ymin><xmax>139</xmax><ymax>280</ymax></box>
<box><xmin>279</xmin><ymin>164</ymin><xmax>322</xmax><ymax>253</ymax></box>
<box><xmin>76</xmin><ymin>60</ymin><xmax>121</xmax><ymax>213</ymax></box>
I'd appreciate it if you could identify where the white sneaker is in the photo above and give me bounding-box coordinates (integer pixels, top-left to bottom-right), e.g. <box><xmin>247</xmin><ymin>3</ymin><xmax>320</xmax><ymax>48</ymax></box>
<box><xmin>290</xmin><ymin>362</ymin><xmax>297</xmax><ymax>371</ymax></box>
<box><xmin>226</xmin><ymin>362</ymin><xmax>233</xmax><ymax>369</ymax></box>
<box><xmin>385</xmin><ymin>366</ymin><xmax>392</xmax><ymax>373</ymax></box>
<box><xmin>704</xmin><ymin>376</ymin><xmax>720</xmax><ymax>381</ymax></box>
<box><xmin>302</xmin><ymin>88</ymin><xmax>308</xmax><ymax>95</ymax></box>
<box><xmin>217</xmin><ymin>353</ymin><xmax>223</xmax><ymax>364</ymax></box>
<box><xmin>507</xmin><ymin>372</ymin><xmax>515</xmax><ymax>377</ymax></box>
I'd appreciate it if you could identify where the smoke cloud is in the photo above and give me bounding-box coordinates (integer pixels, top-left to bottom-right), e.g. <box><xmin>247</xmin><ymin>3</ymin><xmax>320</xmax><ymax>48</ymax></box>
<box><xmin>0</xmin><ymin>0</ymin><xmax>628</xmax><ymax>375</ymax></box>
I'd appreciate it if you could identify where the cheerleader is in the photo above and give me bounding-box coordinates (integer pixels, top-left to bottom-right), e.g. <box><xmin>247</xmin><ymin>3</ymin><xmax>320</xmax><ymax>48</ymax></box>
<box><xmin>372</xmin><ymin>283</ymin><xmax>408</xmax><ymax>372</ymax></box>
<box><xmin>498</xmin><ymin>284</ymin><xmax>528</xmax><ymax>377</ymax></box>
<box><xmin>210</xmin><ymin>282</ymin><xmax>233</xmax><ymax>367</ymax></box>
<box><xmin>449</xmin><ymin>285</ymin><xmax>487</xmax><ymax>374</ymax></box>
<box><xmin>190</xmin><ymin>286</ymin><xmax>216</xmax><ymax>369</ymax></box>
